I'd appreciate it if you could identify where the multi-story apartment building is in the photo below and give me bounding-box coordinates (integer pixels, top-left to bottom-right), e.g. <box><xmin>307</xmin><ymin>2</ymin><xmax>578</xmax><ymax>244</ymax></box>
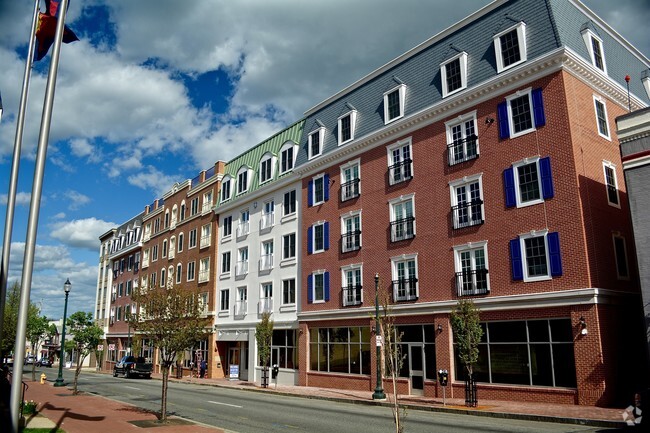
<box><xmin>97</xmin><ymin>213</ymin><xmax>143</xmax><ymax>366</ymax></box>
<box><xmin>214</xmin><ymin>121</ymin><xmax>304</xmax><ymax>384</ymax></box>
<box><xmin>616</xmin><ymin>107</ymin><xmax>650</xmax><ymax>370</ymax></box>
<box><xmin>139</xmin><ymin>163</ymin><xmax>224</xmax><ymax>375</ymax></box>
<box><xmin>293</xmin><ymin>0</ymin><xmax>649</xmax><ymax>406</ymax></box>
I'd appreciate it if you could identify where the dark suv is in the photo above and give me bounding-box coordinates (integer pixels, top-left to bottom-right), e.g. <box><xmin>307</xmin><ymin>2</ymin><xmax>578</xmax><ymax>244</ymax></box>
<box><xmin>36</xmin><ymin>357</ymin><xmax>52</xmax><ymax>367</ymax></box>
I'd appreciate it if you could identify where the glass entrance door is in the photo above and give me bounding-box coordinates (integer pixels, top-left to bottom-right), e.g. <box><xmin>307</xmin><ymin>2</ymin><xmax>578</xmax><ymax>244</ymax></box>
<box><xmin>409</xmin><ymin>344</ymin><xmax>424</xmax><ymax>395</ymax></box>
<box><xmin>228</xmin><ymin>347</ymin><xmax>240</xmax><ymax>379</ymax></box>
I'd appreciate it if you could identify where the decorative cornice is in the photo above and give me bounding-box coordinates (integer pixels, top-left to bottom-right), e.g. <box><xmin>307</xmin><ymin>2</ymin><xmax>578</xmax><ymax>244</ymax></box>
<box><xmin>297</xmin><ymin>288</ymin><xmax>635</xmax><ymax>322</ymax></box>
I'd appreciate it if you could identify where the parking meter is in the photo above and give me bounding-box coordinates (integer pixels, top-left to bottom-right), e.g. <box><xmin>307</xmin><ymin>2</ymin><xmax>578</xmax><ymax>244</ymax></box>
<box><xmin>272</xmin><ymin>364</ymin><xmax>279</xmax><ymax>379</ymax></box>
<box><xmin>438</xmin><ymin>369</ymin><xmax>448</xmax><ymax>386</ymax></box>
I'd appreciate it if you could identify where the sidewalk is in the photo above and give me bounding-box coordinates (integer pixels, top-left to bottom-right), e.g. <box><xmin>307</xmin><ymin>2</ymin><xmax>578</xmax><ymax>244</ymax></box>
<box><xmin>22</xmin><ymin>371</ymin><xmax>628</xmax><ymax>432</ymax></box>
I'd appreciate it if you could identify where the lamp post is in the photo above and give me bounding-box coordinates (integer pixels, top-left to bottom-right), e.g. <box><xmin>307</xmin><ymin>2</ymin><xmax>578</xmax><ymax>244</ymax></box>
<box><xmin>372</xmin><ymin>273</ymin><xmax>386</xmax><ymax>400</ymax></box>
<box><xmin>54</xmin><ymin>279</ymin><xmax>71</xmax><ymax>387</ymax></box>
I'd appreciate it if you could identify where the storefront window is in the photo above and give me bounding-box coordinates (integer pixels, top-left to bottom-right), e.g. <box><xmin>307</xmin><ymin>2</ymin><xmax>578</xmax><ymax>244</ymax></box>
<box><xmin>309</xmin><ymin>327</ymin><xmax>370</xmax><ymax>375</ymax></box>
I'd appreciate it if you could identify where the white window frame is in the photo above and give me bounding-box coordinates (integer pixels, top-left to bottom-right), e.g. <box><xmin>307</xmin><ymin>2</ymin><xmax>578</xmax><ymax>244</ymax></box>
<box><xmin>280</xmin><ymin>141</ymin><xmax>297</xmax><ymax>174</ymax></box>
<box><xmin>312</xmin><ymin>221</ymin><xmax>326</xmax><ymax>254</ymax></box>
<box><xmin>340</xmin><ymin>159</ymin><xmax>361</xmax><ymax>201</ymax></box>
<box><xmin>494</xmin><ymin>22</ymin><xmax>527</xmax><ymax>73</ymax></box>
<box><xmin>341</xmin><ymin>263</ymin><xmax>363</xmax><ymax>306</ymax></box>
<box><xmin>187</xmin><ymin>261</ymin><xmax>196</xmax><ymax>282</ymax></box>
<box><xmin>386</xmin><ymin>137</ymin><xmax>413</xmax><ymax>185</ymax></box>
<box><xmin>519</xmin><ymin>229</ymin><xmax>551</xmax><ymax>282</ymax></box>
<box><xmin>260</xmin><ymin>240</ymin><xmax>274</xmax><ymax>272</ymax></box>
<box><xmin>512</xmin><ymin>156</ymin><xmax>543</xmax><ymax>208</ymax></box>
<box><xmin>236</xmin><ymin>166</ymin><xmax>250</xmax><ymax>195</ymax></box>
<box><xmin>389</xmin><ymin>193</ymin><xmax>416</xmax><ymax>242</ymax></box>
<box><xmin>178</xmin><ymin>232</ymin><xmax>184</xmax><ymax>252</ymax></box>
<box><xmin>506</xmin><ymin>87</ymin><xmax>535</xmax><ymax>138</ymax></box>
<box><xmin>453</xmin><ymin>241</ymin><xmax>490</xmax><ymax>295</ymax></box>
<box><xmin>176</xmin><ymin>263</ymin><xmax>182</xmax><ymax>284</ymax></box>
<box><xmin>199</xmin><ymin>257</ymin><xmax>210</xmax><ymax>283</ymax></box>
<box><xmin>259</xmin><ymin>282</ymin><xmax>273</xmax><ymax>314</ymax></box>
<box><xmin>221</xmin><ymin>251</ymin><xmax>231</xmax><ymax>277</ymax></box>
<box><xmin>383</xmin><ymin>84</ymin><xmax>406</xmax><ymax>124</ymax></box>
<box><xmin>200</xmin><ymin>223</ymin><xmax>211</xmax><ymax>248</ymax></box>
<box><xmin>341</xmin><ymin>210</ymin><xmax>362</xmax><ymax>253</ymax></box>
<box><xmin>283</xmin><ymin>189</ymin><xmax>296</xmax><ymax>218</ymax></box>
<box><xmin>188</xmin><ymin>228</ymin><xmax>197</xmax><ymax>249</ymax></box>
<box><xmin>312</xmin><ymin>270</ymin><xmax>326</xmax><ymax>303</ymax></box>
<box><xmin>602</xmin><ymin>161</ymin><xmax>620</xmax><ymax>208</ymax></box>
<box><xmin>260</xmin><ymin>152</ymin><xmax>275</xmax><ymax>184</ymax></box>
<box><xmin>440</xmin><ymin>52</ymin><xmax>468</xmax><ymax>98</ymax></box>
<box><xmin>260</xmin><ymin>199</ymin><xmax>275</xmax><ymax>230</ymax></box>
<box><xmin>612</xmin><ymin>234</ymin><xmax>630</xmax><ymax>280</ymax></box>
<box><xmin>312</xmin><ymin>173</ymin><xmax>326</xmax><ymax>205</ymax></box>
<box><xmin>222</xmin><ymin>215</ymin><xmax>232</xmax><ymax>240</ymax></box>
<box><xmin>593</xmin><ymin>95</ymin><xmax>611</xmax><ymax>140</ymax></box>
<box><xmin>390</xmin><ymin>253</ymin><xmax>419</xmax><ymax>301</ymax></box>
<box><xmin>282</xmin><ymin>232</ymin><xmax>296</xmax><ymax>261</ymax></box>
<box><xmin>221</xmin><ymin>176</ymin><xmax>232</xmax><ymax>202</ymax></box>
<box><xmin>308</xmin><ymin>127</ymin><xmax>325</xmax><ymax>160</ymax></box>
<box><xmin>338</xmin><ymin>109</ymin><xmax>358</xmax><ymax>145</ymax></box>
<box><xmin>449</xmin><ymin>173</ymin><xmax>484</xmax><ymax>229</ymax></box>
<box><xmin>219</xmin><ymin>289</ymin><xmax>230</xmax><ymax>313</ymax></box>
<box><xmin>235</xmin><ymin>286</ymin><xmax>248</xmax><ymax>316</ymax></box>
<box><xmin>238</xmin><ymin>209</ymin><xmax>250</xmax><ymax>237</ymax></box>
<box><xmin>445</xmin><ymin>111</ymin><xmax>479</xmax><ymax>165</ymax></box>
<box><xmin>581</xmin><ymin>28</ymin><xmax>607</xmax><ymax>73</ymax></box>
<box><xmin>202</xmin><ymin>189</ymin><xmax>213</xmax><ymax>214</ymax></box>
<box><xmin>281</xmin><ymin>278</ymin><xmax>296</xmax><ymax>306</ymax></box>
<box><xmin>236</xmin><ymin>247</ymin><xmax>249</xmax><ymax>276</ymax></box>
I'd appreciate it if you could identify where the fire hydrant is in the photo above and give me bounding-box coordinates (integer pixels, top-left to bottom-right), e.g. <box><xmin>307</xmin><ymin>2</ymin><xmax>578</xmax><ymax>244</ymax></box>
<box><xmin>40</xmin><ymin>373</ymin><xmax>47</xmax><ymax>384</ymax></box>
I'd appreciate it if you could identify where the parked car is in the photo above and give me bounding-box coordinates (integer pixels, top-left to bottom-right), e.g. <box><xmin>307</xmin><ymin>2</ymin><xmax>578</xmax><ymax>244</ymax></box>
<box><xmin>113</xmin><ymin>356</ymin><xmax>153</xmax><ymax>379</ymax></box>
<box><xmin>24</xmin><ymin>355</ymin><xmax>36</xmax><ymax>365</ymax></box>
<box><xmin>36</xmin><ymin>357</ymin><xmax>52</xmax><ymax>367</ymax></box>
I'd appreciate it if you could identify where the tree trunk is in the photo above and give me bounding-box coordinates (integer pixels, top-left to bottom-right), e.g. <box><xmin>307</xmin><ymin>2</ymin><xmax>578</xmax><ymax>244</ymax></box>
<box><xmin>73</xmin><ymin>352</ymin><xmax>83</xmax><ymax>395</ymax></box>
<box><xmin>31</xmin><ymin>358</ymin><xmax>36</xmax><ymax>381</ymax></box>
<box><xmin>160</xmin><ymin>363</ymin><xmax>169</xmax><ymax>421</ymax></box>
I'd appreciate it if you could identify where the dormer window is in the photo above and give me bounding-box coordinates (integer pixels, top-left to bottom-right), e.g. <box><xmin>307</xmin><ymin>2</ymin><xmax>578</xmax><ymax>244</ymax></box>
<box><xmin>280</xmin><ymin>141</ymin><xmax>297</xmax><ymax>174</ymax></box>
<box><xmin>581</xmin><ymin>27</ymin><xmax>607</xmax><ymax>73</ymax></box>
<box><xmin>441</xmin><ymin>52</ymin><xmax>468</xmax><ymax>98</ymax></box>
<box><xmin>384</xmin><ymin>84</ymin><xmax>406</xmax><ymax>124</ymax></box>
<box><xmin>494</xmin><ymin>22</ymin><xmax>527</xmax><ymax>73</ymax></box>
<box><xmin>338</xmin><ymin>107</ymin><xmax>358</xmax><ymax>145</ymax></box>
<box><xmin>260</xmin><ymin>153</ymin><xmax>275</xmax><ymax>184</ymax></box>
<box><xmin>308</xmin><ymin>127</ymin><xmax>325</xmax><ymax>160</ymax></box>
<box><xmin>221</xmin><ymin>176</ymin><xmax>232</xmax><ymax>202</ymax></box>
<box><xmin>237</xmin><ymin>166</ymin><xmax>250</xmax><ymax>195</ymax></box>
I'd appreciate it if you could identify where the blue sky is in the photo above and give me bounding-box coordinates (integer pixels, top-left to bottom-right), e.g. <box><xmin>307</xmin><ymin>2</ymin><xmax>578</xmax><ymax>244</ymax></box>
<box><xmin>0</xmin><ymin>0</ymin><xmax>648</xmax><ymax>320</ymax></box>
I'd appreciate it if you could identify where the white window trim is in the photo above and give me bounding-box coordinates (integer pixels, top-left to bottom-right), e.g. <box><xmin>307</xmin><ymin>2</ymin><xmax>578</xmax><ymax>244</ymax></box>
<box><xmin>386</xmin><ymin>137</ymin><xmax>413</xmax><ymax>186</ymax></box>
<box><xmin>602</xmin><ymin>160</ymin><xmax>620</xmax><ymax>208</ymax></box>
<box><xmin>279</xmin><ymin>141</ymin><xmax>297</xmax><ymax>174</ymax></box>
<box><xmin>453</xmin><ymin>240</ymin><xmax>490</xmax><ymax>293</ymax></box>
<box><xmin>581</xmin><ymin>28</ymin><xmax>607</xmax><ymax>73</ymax></box>
<box><xmin>308</xmin><ymin>127</ymin><xmax>325</xmax><ymax>160</ymax></box>
<box><xmin>506</xmin><ymin>87</ymin><xmax>535</xmax><ymax>138</ymax></box>
<box><xmin>593</xmin><ymin>95</ymin><xmax>611</xmax><ymax>141</ymax></box>
<box><xmin>440</xmin><ymin>51</ymin><xmax>468</xmax><ymax>98</ymax></box>
<box><xmin>383</xmin><ymin>84</ymin><xmax>406</xmax><ymax>124</ymax></box>
<box><xmin>445</xmin><ymin>111</ymin><xmax>479</xmax><ymax>164</ymax></box>
<box><xmin>236</xmin><ymin>166</ymin><xmax>251</xmax><ymax>195</ymax></box>
<box><xmin>221</xmin><ymin>176</ymin><xmax>232</xmax><ymax>202</ymax></box>
<box><xmin>187</xmin><ymin>261</ymin><xmax>196</xmax><ymax>282</ymax></box>
<box><xmin>337</xmin><ymin>109</ymin><xmax>358</xmax><ymax>146</ymax></box>
<box><xmin>340</xmin><ymin>159</ymin><xmax>361</xmax><ymax>200</ymax></box>
<box><xmin>312</xmin><ymin>221</ymin><xmax>326</xmax><ymax>254</ymax></box>
<box><xmin>259</xmin><ymin>152</ymin><xmax>276</xmax><ymax>184</ymax></box>
<box><xmin>219</xmin><ymin>289</ymin><xmax>230</xmax><ymax>314</ymax></box>
<box><xmin>340</xmin><ymin>210</ymin><xmax>362</xmax><ymax>252</ymax></box>
<box><xmin>220</xmin><ymin>251</ymin><xmax>231</xmax><ymax>278</ymax></box>
<box><xmin>221</xmin><ymin>216</ymin><xmax>232</xmax><ymax>243</ymax></box>
<box><xmin>281</xmin><ymin>278</ymin><xmax>297</xmax><ymax>307</ymax></box>
<box><xmin>281</xmin><ymin>232</ymin><xmax>297</xmax><ymax>263</ymax></box>
<box><xmin>341</xmin><ymin>263</ymin><xmax>363</xmax><ymax>306</ymax></box>
<box><xmin>312</xmin><ymin>173</ymin><xmax>326</xmax><ymax>205</ymax></box>
<box><xmin>512</xmin><ymin>155</ymin><xmax>543</xmax><ymax>208</ymax></box>
<box><xmin>494</xmin><ymin>22</ymin><xmax>527</xmax><ymax>73</ymax></box>
<box><xmin>612</xmin><ymin>234</ymin><xmax>630</xmax><ymax>281</ymax></box>
<box><xmin>519</xmin><ymin>229</ymin><xmax>551</xmax><ymax>282</ymax></box>
<box><xmin>388</xmin><ymin>193</ymin><xmax>416</xmax><ymax>237</ymax></box>
<box><xmin>312</xmin><ymin>270</ymin><xmax>327</xmax><ymax>304</ymax></box>
<box><xmin>448</xmin><ymin>173</ymin><xmax>485</xmax><ymax>226</ymax></box>
<box><xmin>390</xmin><ymin>253</ymin><xmax>419</xmax><ymax>300</ymax></box>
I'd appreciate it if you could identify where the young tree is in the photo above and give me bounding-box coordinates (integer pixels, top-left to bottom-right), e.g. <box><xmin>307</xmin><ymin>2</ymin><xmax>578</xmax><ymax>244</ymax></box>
<box><xmin>1</xmin><ymin>282</ymin><xmax>41</xmax><ymax>363</ymax></box>
<box><xmin>27</xmin><ymin>314</ymin><xmax>50</xmax><ymax>381</ymax></box>
<box><xmin>66</xmin><ymin>311</ymin><xmax>103</xmax><ymax>395</ymax></box>
<box><xmin>255</xmin><ymin>312</ymin><xmax>273</xmax><ymax>388</ymax></box>
<box><xmin>130</xmin><ymin>281</ymin><xmax>208</xmax><ymax>421</ymax></box>
<box><xmin>450</xmin><ymin>299</ymin><xmax>483</xmax><ymax>407</ymax></box>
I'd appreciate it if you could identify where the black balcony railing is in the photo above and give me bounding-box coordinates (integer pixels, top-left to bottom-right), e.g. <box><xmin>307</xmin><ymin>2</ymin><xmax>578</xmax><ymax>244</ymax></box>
<box><xmin>392</xmin><ymin>278</ymin><xmax>418</xmax><ymax>302</ymax></box>
<box><xmin>341</xmin><ymin>230</ymin><xmax>361</xmax><ymax>253</ymax></box>
<box><xmin>340</xmin><ymin>178</ymin><xmax>360</xmax><ymax>201</ymax></box>
<box><xmin>389</xmin><ymin>159</ymin><xmax>413</xmax><ymax>184</ymax></box>
<box><xmin>390</xmin><ymin>217</ymin><xmax>415</xmax><ymax>242</ymax></box>
<box><xmin>342</xmin><ymin>285</ymin><xmax>363</xmax><ymax>306</ymax></box>
<box><xmin>451</xmin><ymin>199</ymin><xmax>484</xmax><ymax>229</ymax></box>
<box><xmin>447</xmin><ymin>134</ymin><xmax>478</xmax><ymax>166</ymax></box>
<box><xmin>455</xmin><ymin>269</ymin><xmax>489</xmax><ymax>296</ymax></box>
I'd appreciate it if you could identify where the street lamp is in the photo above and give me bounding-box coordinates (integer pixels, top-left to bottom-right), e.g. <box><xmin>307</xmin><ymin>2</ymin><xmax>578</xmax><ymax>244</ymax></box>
<box><xmin>372</xmin><ymin>273</ymin><xmax>386</xmax><ymax>400</ymax></box>
<box><xmin>54</xmin><ymin>278</ymin><xmax>71</xmax><ymax>387</ymax></box>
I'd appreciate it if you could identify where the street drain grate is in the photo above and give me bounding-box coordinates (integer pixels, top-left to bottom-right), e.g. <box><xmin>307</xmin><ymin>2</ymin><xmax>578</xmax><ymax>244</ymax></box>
<box><xmin>129</xmin><ymin>418</ymin><xmax>195</xmax><ymax>428</ymax></box>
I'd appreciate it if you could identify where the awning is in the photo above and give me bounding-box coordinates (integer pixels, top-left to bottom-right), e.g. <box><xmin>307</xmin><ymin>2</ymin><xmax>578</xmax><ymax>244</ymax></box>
<box><xmin>216</xmin><ymin>329</ymin><xmax>249</xmax><ymax>341</ymax></box>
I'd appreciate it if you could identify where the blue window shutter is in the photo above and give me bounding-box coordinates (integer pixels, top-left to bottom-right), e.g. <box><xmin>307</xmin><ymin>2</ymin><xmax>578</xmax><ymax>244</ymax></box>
<box><xmin>324</xmin><ymin>174</ymin><xmax>330</xmax><ymax>201</ymax></box>
<box><xmin>539</xmin><ymin>157</ymin><xmax>554</xmax><ymax>199</ymax></box>
<box><xmin>324</xmin><ymin>272</ymin><xmax>330</xmax><ymax>301</ymax></box>
<box><xmin>504</xmin><ymin>167</ymin><xmax>516</xmax><ymax>208</ymax></box>
<box><xmin>532</xmin><ymin>88</ymin><xmax>546</xmax><ymax>128</ymax></box>
<box><xmin>307</xmin><ymin>227</ymin><xmax>313</xmax><ymax>254</ymax></box>
<box><xmin>307</xmin><ymin>274</ymin><xmax>313</xmax><ymax>303</ymax></box>
<box><xmin>308</xmin><ymin>181</ymin><xmax>313</xmax><ymax>207</ymax></box>
<box><xmin>510</xmin><ymin>238</ymin><xmax>523</xmax><ymax>281</ymax></box>
<box><xmin>547</xmin><ymin>232</ymin><xmax>563</xmax><ymax>276</ymax></box>
<box><xmin>324</xmin><ymin>222</ymin><xmax>330</xmax><ymax>250</ymax></box>
<box><xmin>498</xmin><ymin>101</ymin><xmax>510</xmax><ymax>139</ymax></box>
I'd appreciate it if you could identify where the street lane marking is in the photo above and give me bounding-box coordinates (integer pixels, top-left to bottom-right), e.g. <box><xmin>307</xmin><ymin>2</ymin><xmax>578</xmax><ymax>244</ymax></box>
<box><xmin>124</xmin><ymin>386</ymin><xmax>140</xmax><ymax>390</ymax></box>
<box><xmin>208</xmin><ymin>400</ymin><xmax>242</xmax><ymax>408</ymax></box>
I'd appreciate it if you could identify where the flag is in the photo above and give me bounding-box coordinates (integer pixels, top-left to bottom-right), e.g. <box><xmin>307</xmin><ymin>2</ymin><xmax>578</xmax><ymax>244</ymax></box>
<box><xmin>34</xmin><ymin>0</ymin><xmax>78</xmax><ymax>61</ymax></box>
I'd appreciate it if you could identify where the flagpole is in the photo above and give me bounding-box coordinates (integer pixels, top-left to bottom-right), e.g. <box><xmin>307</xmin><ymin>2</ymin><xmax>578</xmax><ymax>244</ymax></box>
<box><xmin>10</xmin><ymin>0</ymin><xmax>70</xmax><ymax>431</ymax></box>
<box><xmin>0</xmin><ymin>0</ymin><xmax>39</xmax><ymax>367</ymax></box>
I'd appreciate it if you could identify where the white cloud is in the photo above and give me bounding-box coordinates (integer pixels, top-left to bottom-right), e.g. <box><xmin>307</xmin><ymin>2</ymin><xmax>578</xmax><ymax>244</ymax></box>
<box><xmin>69</xmin><ymin>138</ymin><xmax>101</xmax><ymax>162</ymax></box>
<box><xmin>0</xmin><ymin>191</ymin><xmax>31</xmax><ymax>206</ymax></box>
<box><xmin>49</xmin><ymin>217</ymin><xmax>116</xmax><ymax>250</ymax></box>
<box><xmin>127</xmin><ymin>166</ymin><xmax>182</xmax><ymax>197</ymax></box>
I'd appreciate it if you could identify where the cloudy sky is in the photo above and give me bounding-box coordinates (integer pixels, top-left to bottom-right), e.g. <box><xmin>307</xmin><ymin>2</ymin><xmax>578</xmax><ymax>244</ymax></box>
<box><xmin>0</xmin><ymin>0</ymin><xmax>648</xmax><ymax>320</ymax></box>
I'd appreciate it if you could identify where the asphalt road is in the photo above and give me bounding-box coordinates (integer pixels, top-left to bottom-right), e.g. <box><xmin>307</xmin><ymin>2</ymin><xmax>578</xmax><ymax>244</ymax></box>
<box><xmin>36</xmin><ymin>369</ymin><xmax>621</xmax><ymax>433</ymax></box>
